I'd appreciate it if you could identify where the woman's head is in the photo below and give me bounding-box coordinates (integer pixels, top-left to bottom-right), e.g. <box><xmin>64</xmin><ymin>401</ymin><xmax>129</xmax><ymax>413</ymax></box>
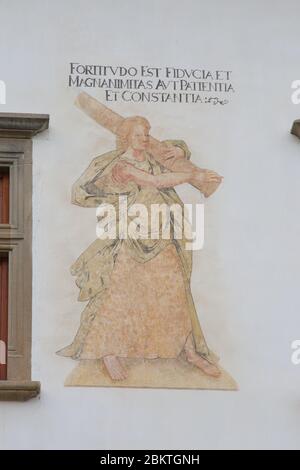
<box><xmin>116</xmin><ymin>116</ymin><xmax>150</xmax><ymax>152</ymax></box>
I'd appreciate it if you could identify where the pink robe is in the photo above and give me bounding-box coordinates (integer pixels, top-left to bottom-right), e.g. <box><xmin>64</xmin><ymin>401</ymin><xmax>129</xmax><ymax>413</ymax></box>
<box><xmin>58</xmin><ymin>142</ymin><xmax>213</xmax><ymax>363</ymax></box>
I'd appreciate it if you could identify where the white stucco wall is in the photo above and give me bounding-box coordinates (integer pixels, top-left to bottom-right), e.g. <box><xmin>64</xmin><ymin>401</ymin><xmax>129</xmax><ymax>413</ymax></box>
<box><xmin>0</xmin><ymin>0</ymin><xmax>299</xmax><ymax>450</ymax></box>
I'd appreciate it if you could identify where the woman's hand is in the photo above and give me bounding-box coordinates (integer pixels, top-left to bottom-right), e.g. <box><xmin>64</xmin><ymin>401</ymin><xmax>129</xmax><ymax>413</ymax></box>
<box><xmin>162</xmin><ymin>144</ymin><xmax>185</xmax><ymax>162</ymax></box>
<box><xmin>190</xmin><ymin>169</ymin><xmax>224</xmax><ymax>197</ymax></box>
<box><xmin>191</xmin><ymin>169</ymin><xmax>223</xmax><ymax>187</ymax></box>
<box><xmin>111</xmin><ymin>161</ymin><xmax>135</xmax><ymax>184</ymax></box>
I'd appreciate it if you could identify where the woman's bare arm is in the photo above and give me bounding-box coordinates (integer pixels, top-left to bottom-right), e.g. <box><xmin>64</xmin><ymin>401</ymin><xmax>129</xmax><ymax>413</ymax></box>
<box><xmin>112</xmin><ymin>161</ymin><xmax>221</xmax><ymax>189</ymax></box>
<box><xmin>130</xmin><ymin>166</ymin><xmax>193</xmax><ymax>189</ymax></box>
<box><xmin>158</xmin><ymin>143</ymin><xmax>223</xmax><ymax>196</ymax></box>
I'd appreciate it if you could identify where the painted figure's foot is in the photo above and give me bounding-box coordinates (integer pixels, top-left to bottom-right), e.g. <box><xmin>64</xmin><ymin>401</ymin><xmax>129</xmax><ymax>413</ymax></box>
<box><xmin>185</xmin><ymin>350</ymin><xmax>221</xmax><ymax>378</ymax></box>
<box><xmin>103</xmin><ymin>355</ymin><xmax>128</xmax><ymax>381</ymax></box>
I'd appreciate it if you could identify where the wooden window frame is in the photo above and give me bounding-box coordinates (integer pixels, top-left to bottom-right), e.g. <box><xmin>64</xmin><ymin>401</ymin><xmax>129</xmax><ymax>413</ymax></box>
<box><xmin>0</xmin><ymin>252</ymin><xmax>9</xmax><ymax>380</ymax></box>
<box><xmin>0</xmin><ymin>168</ymin><xmax>9</xmax><ymax>380</ymax></box>
<box><xmin>0</xmin><ymin>167</ymin><xmax>9</xmax><ymax>224</ymax></box>
<box><xmin>0</xmin><ymin>113</ymin><xmax>49</xmax><ymax>401</ymax></box>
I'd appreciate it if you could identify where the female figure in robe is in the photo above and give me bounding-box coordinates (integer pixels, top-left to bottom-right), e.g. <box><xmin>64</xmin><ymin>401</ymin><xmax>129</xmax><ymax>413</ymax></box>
<box><xmin>58</xmin><ymin>116</ymin><xmax>222</xmax><ymax>380</ymax></box>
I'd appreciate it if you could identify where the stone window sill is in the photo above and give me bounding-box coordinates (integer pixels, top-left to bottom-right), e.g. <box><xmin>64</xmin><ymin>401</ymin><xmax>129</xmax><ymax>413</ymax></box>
<box><xmin>0</xmin><ymin>381</ymin><xmax>41</xmax><ymax>401</ymax></box>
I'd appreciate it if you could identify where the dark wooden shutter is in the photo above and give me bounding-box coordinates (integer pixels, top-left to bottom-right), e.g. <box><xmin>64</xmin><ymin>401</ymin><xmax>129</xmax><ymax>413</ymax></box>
<box><xmin>0</xmin><ymin>168</ymin><xmax>9</xmax><ymax>224</ymax></box>
<box><xmin>0</xmin><ymin>168</ymin><xmax>9</xmax><ymax>379</ymax></box>
<box><xmin>0</xmin><ymin>253</ymin><xmax>8</xmax><ymax>379</ymax></box>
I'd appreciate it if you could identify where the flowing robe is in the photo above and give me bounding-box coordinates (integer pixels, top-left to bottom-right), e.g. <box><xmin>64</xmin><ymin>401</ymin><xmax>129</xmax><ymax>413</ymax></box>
<box><xmin>58</xmin><ymin>141</ymin><xmax>215</xmax><ymax>363</ymax></box>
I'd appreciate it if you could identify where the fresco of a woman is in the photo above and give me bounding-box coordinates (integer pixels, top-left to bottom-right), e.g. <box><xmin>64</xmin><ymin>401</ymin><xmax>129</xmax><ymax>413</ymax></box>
<box><xmin>57</xmin><ymin>116</ymin><xmax>223</xmax><ymax>381</ymax></box>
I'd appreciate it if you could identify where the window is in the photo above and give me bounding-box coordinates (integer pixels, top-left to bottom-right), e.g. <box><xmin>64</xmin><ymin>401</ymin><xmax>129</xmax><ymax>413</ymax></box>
<box><xmin>0</xmin><ymin>113</ymin><xmax>49</xmax><ymax>401</ymax></box>
<box><xmin>0</xmin><ymin>252</ymin><xmax>8</xmax><ymax>380</ymax></box>
<box><xmin>0</xmin><ymin>168</ymin><xmax>9</xmax><ymax>380</ymax></box>
<box><xmin>0</xmin><ymin>167</ymin><xmax>9</xmax><ymax>224</ymax></box>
